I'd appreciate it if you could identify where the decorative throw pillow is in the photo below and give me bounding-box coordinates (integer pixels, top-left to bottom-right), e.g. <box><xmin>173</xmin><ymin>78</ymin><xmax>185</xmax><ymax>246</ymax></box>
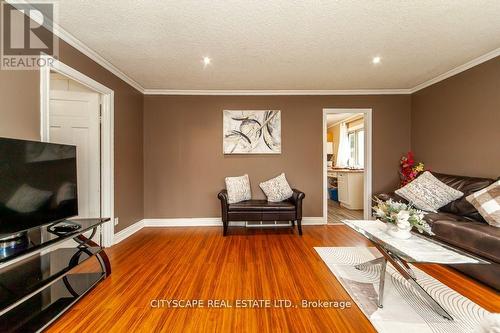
<box><xmin>466</xmin><ymin>180</ymin><xmax>500</xmax><ymax>227</ymax></box>
<box><xmin>395</xmin><ymin>171</ymin><xmax>463</xmax><ymax>212</ymax></box>
<box><xmin>259</xmin><ymin>173</ymin><xmax>294</xmax><ymax>202</ymax></box>
<box><xmin>225</xmin><ymin>174</ymin><xmax>252</xmax><ymax>204</ymax></box>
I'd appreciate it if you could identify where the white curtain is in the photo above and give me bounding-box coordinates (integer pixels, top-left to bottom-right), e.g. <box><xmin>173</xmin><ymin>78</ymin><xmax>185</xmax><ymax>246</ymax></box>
<box><xmin>335</xmin><ymin>122</ymin><xmax>349</xmax><ymax>167</ymax></box>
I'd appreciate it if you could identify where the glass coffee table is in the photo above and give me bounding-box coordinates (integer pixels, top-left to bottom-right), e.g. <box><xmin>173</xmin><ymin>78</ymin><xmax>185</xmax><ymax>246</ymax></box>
<box><xmin>342</xmin><ymin>220</ymin><xmax>490</xmax><ymax>321</ymax></box>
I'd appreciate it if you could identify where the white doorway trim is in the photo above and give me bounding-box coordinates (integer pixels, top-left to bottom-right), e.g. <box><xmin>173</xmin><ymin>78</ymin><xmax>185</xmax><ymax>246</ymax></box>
<box><xmin>40</xmin><ymin>55</ymin><xmax>115</xmax><ymax>247</ymax></box>
<box><xmin>322</xmin><ymin>108</ymin><xmax>373</xmax><ymax>223</ymax></box>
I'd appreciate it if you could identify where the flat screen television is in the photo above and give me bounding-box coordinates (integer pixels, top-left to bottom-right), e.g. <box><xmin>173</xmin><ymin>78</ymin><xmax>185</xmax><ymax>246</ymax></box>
<box><xmin>0</xmin><ymin>137</ymin><xmax>78</xmax><ymax>238</ymax></box>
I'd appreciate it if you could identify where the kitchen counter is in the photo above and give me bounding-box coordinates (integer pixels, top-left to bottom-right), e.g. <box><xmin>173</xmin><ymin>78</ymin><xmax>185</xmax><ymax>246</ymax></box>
<box><xmin>328</xmin><ymin>168</ymin><xmax>363</xmax><ymax>179</ymax></box>
<box><xmin>328</xmin><ymin>168</ymin><xmax>364</xmax><ymax>174</ymax></box>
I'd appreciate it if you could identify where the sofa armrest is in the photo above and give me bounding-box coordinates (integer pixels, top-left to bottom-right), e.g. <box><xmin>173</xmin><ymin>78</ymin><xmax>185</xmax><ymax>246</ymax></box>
<box><xmin>373</xmin><ymin>192</ymin><xmax>408</xmax><ymax>204</ymax></box>
<box><xmin>218</xmin><ymin>190</ymin><xmax>229</xmax><ymax>221</ymax></box>
<box><xmin>218</xmin><ymin>189</ymin><xmax>229</xmax><ymax>203</ymax></box>
<box><xmin>289</xmin><ymin>189</ymin><xmax>305</xmax><ymax>219</ymax></box>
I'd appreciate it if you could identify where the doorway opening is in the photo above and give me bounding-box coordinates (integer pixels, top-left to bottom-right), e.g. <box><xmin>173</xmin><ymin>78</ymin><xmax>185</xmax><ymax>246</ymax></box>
<box><xmin>49</xmin><ymin>72</ymin><xmax>101</xmax><ymax>220</ymax></box>
<box><xmin>40</xmin><ymin>56</ymin><xmax>115</xmax><ymax>247</ymax></box>
<box><xmin>323</xmin><ymin>109</ymin><xmax>372</xmax><ymax>224</ymax></box>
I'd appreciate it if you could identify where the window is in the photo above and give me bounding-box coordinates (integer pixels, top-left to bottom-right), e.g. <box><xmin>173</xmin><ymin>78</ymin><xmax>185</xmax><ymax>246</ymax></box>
<box><xmin>348</xmin><ymin>128</ymin><xmax>364</xmax><ymax>167</ymax></box>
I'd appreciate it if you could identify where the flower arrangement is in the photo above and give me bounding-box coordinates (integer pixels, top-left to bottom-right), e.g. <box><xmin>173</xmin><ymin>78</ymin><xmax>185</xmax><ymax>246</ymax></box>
<box><xmin>373</xmin><ymin>198</ymin><xmax>434</xmax><ymax>236</ymax></box>
<box><xmin>400</xmin><ymin>151</ymin><xmax>425</xmax><ymax>186</ymax></box>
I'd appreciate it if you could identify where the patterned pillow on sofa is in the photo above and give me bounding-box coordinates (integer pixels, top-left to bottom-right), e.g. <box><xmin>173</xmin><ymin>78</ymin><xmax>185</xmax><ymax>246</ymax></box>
<box><xmin>466</xmin><ymin>180</ymin><xmax>500</xmax><ymax>227</ymax></box>
<box><xmin>395</xmin><ymin>171</ymin><xmax>463</xmax><ymax>212</ymax></box>
<box><xmin>259</xmin><ymin>173</ymin><xmax>293</xmax><ymax>202</ymax></box>
<box><xmin>225</xmin><ymin>174</ymin><xmax>252</xmax><ymax>204</ymax></box>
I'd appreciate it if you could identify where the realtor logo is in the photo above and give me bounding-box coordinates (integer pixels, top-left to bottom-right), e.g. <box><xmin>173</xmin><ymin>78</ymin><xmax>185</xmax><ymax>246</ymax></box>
<box><xmin>1</xmin><ymin>1</ymin><xmax>58</xmax><ymax>69</ymax></box>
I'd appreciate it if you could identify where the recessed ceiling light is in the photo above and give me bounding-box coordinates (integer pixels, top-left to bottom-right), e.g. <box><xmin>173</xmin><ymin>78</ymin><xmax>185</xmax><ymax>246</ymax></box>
<box><xmin>203</xmin><ymin>56</ymin><xmax>211</xmax><ymax>66</ymax></box>
<box><xmin>372</xmin><ymin>56</ymin><xmax>381</xmax><ymax>64</ymax></box>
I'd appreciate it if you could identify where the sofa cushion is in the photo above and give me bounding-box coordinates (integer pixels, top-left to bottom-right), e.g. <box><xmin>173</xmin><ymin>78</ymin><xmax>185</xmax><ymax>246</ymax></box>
<box><xmin>228</xmin><ymin>200</ymin><xmax>295</xmax><ymax>211</ymax></box>
<box><xmin>431</xmin><ymin>218</ymin><xmax>500</xmax><ymax>263</ymax></box>
<box><xmin>433</xmin><ymin>172</ymin><xmax>495</xmax><ymax>222</ymax></box>
<box><xmin>423</xmin><ymin>211</ymin><xmax>468</xmax><ymax>226</ymax></box>
<box><xmin>395</xmin><ymin>171</ymin><xmax>463</xmax><ymax>212</ymax></box>
<box><xmin>227</xmin><ymin>211</ymin><xmax>262</xmax><ymax>221</ymax></box>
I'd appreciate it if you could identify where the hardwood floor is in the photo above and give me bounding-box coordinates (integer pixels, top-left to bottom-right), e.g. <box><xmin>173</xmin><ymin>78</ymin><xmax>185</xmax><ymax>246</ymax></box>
<box><xmin>47</xmin><ymin>226</ymin><xmax>500</xmax><ymax>332</ymax></box>
<box><xmin>328</xmin><ymin>200</ymin><xmax>363</xmax><ymax>224</ymax></box>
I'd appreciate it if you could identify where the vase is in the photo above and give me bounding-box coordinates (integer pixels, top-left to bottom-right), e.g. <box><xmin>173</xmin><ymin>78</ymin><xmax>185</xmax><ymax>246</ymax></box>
<box><xmin>386</xmin><ymin>224</ymin><xmax>412</xmax><ymax>240</ymax></box>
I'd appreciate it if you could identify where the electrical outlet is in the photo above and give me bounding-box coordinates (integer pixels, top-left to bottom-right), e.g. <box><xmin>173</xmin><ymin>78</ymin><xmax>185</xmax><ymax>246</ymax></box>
<box><xmin>114</xmin><ymin>217</ymin><xmax>119</xmax><ymax>226</ymax></box>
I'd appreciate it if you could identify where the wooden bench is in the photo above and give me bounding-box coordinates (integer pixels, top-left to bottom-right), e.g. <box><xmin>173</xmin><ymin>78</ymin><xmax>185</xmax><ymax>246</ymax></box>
<box><xmin>217</xmin><ymin>189</ymin><xmax>305</xmax><ymax>236</ymax></box>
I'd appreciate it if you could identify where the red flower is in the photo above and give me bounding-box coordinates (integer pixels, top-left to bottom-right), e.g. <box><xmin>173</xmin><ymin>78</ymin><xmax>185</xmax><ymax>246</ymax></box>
<box><xmin>399</xmin><ymin>151</ymin><xmax>424</xmax><ymax>187</ymax></box>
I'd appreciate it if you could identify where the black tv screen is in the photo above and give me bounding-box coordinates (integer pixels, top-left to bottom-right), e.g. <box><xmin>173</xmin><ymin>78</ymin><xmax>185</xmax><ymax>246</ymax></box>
<box><xmin>0</xmin><ymin>137</ymin><xmax>78</xmax><ymax>237</ymax></box>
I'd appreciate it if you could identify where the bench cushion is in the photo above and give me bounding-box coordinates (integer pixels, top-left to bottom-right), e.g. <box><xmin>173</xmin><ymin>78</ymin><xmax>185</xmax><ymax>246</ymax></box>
<box><xmin>228</xmin><ymin>200</ymin><xmax>295</xmax><ymax>211</ymax></box>
<box><xmin>228</xmin><ymin>211</ymin><xmax>296</xmax><ymax>221</ymax></box>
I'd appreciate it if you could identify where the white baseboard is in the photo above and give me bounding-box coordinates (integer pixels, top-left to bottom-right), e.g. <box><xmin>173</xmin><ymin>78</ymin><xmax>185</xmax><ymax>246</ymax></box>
<box><xmin>113</xmin><ymin>220</ymin><xmax>145</xmax><ymax>244</ymax></box>
<box><xmin>302</xmin><ymin>217</ymin><xmax>326</xmax><ymax>225</ymax></box>
<box><xmin>113</xmin><ymin>216</ymin><xmax>326</xmax><ymax>245</ymax></box>
<box><xmin>145</xmin><ymin>218</ymin><xmax>247</xmax><ymax>227</ymax></box>
<box><xmin>143</xmin><ymin>218</ymin><xmax>324</xmax><ymax>227</ymax></box>
<box><xmin>145</xmin><ymin>217</ymin><xmax>220</xmax><ymax>227</ymax></box>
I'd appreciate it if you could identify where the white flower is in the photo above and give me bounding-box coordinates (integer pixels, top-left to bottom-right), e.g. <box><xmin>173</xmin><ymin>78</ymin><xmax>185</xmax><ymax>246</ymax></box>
<box><xmin>392</xmin><ymin>201</ymin><xmax>407</xmax><ymax>211</ymax></box>
<box><xmin>396</xmin><ymin>210</ymin><xmax>410</xmax><ymax>223</ymax></box>
<box><xmin>396</xmin><ymin>210</ymin><xmax>411</xmax><ymax>229</ymax></box>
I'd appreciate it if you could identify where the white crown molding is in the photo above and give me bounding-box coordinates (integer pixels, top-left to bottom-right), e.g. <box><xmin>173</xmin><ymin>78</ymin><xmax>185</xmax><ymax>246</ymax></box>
<box><xmin>410</xmin><ymin>47</ymin><xmax>500</xmax><ymax>93</ymax></box>
<box><xmin>53</xmin><ymin>25</ymin><xmax>145</xmax><ymax>93</ymax></box>
<box><xmin>6</xmin><ymin>0</ymin><xmax>145</xmax><ymax>94</ymax></box>
<box><xmin>113</xmin><ymin>217</ymin><xmax>325</xmax><ymax>245</ymax></box>
<box><xmin>143</xmin><ymin>89</ymin><xmax>412</xmax><ymax>96</ymax></box>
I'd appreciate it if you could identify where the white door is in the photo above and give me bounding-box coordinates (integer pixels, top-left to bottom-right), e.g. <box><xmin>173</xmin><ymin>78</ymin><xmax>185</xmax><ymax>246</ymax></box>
<box><xmin>49</xmin><ymin>90</ymin><xmax>101</xmax><ymax>219</ymax></box>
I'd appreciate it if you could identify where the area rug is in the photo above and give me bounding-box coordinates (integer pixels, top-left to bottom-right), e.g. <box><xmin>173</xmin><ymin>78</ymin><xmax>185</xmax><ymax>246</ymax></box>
<box><xmin>314</xmin><ymin>247</ymin><xmax>489</xmax><ymax>333</ymax></box>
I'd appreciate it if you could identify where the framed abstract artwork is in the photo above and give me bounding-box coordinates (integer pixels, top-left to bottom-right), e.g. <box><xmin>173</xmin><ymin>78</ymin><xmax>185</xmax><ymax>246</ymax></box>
<box><xmin>223</xmin><ymin>110</ymin><xmax>281</xmax><ymax>154</ymax></box>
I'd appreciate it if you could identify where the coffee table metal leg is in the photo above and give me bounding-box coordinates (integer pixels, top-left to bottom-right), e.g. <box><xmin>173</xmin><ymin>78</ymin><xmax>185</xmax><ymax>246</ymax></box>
<box><xmin>355</xmin><ymin>257</ymin><xmax>385</xmax><ymax>270</ymax></box>
<box><xmin>378</xmin><ymin>259</ymin><xmax>387</xmax><ymax>308</ymax></box>
<box><xmin>388</xmin><ymin>254</ymin><xmax>453</xmax><ymax>320</ymax></box>
<box><xmin>370</xmin><ymin>244</ymin><xmax>453</xmax><ymax>321</ymax></box>
<box><xmin>400</xmin><ymin>260</ymin><xmax>416</xmax><ymax>279</ymax></box>
<box><xmin>355</xmin><ymin>256</ymin><xmax>387</xmax><ymax>308</ymax></box>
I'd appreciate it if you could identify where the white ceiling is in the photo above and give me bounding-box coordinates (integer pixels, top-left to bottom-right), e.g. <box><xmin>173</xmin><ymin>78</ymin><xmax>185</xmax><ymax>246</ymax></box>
<box><xmin>53</xmin><ymin>0</ymin><xmax>500</xmax><ymax>91</ymax></box>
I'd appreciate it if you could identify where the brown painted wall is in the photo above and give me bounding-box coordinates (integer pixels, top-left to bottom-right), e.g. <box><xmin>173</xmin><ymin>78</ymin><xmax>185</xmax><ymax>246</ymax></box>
<box><xmin>144</xmin><ymin>95</ymin><xmax>411</xmax><ymax>218</ymax></box>
<box><xmin>411</xmin><ymin>56</ymin><xmax>500</xmax><ymax>179</ymax></box>
<box><xmin>0</xmin><ymin>41</ymin><xmax>144</xmax><ymax>232</ymax></box>
<box><xmin>0</xmin><ymin>70</ymin><xmax>40</xmax><ymax>140</ymax></box>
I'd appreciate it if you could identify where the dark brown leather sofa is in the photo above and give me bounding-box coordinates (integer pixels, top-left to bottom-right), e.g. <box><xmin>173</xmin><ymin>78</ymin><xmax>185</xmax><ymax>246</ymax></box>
<box><xmin>218</xmin><ymin>189</ymin><xmax>305</xmax><ymax>236</ymax></box>
<box><xmin>375</xmin><ymin>172</ymin><xmax>500</xmax><ymax>291</ymax></box>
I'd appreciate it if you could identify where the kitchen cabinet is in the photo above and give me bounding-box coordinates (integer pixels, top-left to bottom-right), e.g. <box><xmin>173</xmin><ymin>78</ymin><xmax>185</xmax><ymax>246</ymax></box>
<box><xmin>337</xmin><ymin>171</ymin><xmax>364</xmax><ymax>210</ymax></box>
